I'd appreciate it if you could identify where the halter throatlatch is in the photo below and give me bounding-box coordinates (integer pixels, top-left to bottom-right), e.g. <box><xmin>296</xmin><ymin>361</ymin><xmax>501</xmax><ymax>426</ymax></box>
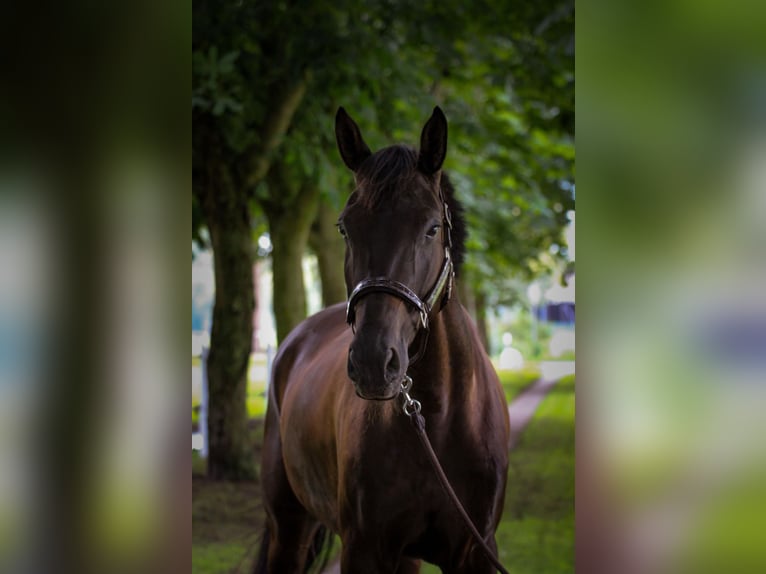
<box><xmin>345</xmin><ymin>193</ymin><xmax>455</xmax><ymax>365</ymax></box>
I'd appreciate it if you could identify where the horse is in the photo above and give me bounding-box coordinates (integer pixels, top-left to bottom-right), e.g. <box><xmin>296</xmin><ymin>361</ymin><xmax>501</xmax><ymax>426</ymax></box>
<box><xmin>254</xmin><ymin>107</ymin><xmax>510</xmax><ymax>573</ymax></box>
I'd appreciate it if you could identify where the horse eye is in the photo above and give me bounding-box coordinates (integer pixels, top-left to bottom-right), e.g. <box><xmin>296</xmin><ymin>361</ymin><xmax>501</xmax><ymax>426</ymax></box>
<box><xmin>337</xmin><ymin>224</ymin><xmax>347</xmax><ymax>238</ymax></box>
<box><xmin>426</xmin><ymin>225</ymin><xmax>440</xmax><ymax>239</ymax></box>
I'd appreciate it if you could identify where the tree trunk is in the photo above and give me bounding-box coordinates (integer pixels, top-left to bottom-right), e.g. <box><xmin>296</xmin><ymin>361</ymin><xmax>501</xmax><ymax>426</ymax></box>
<box><xmin>309</xmin><ymin>199</ymin><xmax>347</xmax><ymax>307</ymax></box>
<box><xmin>192</xmin><ymin>69</ymin><xmax>307</xmax><ymax>480</ymax></box>
<box><xmin>265</xmin><ymin>180</ymin><xmax>319</xmax><ymax>344</ymax></box>
<box><xmin>199</xmin><ymin>161</ymin><xmax>254</xmax><ymax>480</ymax></box>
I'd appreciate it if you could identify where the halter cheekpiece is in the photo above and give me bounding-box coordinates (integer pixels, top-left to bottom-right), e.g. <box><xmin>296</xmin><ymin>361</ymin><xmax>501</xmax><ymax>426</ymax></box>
<box><xmin>345</xmin><ymin>190</ymin><xmax>455</xmax><ymax>365</ymax></box>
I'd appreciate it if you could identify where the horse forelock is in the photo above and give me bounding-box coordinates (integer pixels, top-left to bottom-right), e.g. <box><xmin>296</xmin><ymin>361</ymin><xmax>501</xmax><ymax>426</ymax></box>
<box><xmin>351</xmin><ymin>145</ymin><xmax>466</xmax><ymax>275</ymax></box>
<box><xmin>354</xmin><ymin>145</ymin><xmax>419</xmax><ymax>208</ymax></box>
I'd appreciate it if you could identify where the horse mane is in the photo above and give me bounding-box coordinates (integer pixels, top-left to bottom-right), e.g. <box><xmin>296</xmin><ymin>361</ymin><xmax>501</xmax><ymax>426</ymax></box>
<box><xmin>354</xmin><ymin>145</ymin><xmax>467</xmax><ymax>275</ymax></box>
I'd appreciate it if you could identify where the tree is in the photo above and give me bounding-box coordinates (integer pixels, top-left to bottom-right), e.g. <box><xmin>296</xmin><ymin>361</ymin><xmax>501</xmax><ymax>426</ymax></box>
<box><xmin>309</xmin><ymin>199</ymin><xmax>347</xmax><ymax>307</ymax></box>
<box><xmin>260</xmin><ymin>157</ymin><xmax>319</xmax><ymax>343</ymax></box>
<box><xmin>193</xmin><ymin>122</ymin><xmax>255</xmax><ymax>479</ymax></box>
<box><xmin>193</xmin><ymin>1</ymin><xmax>310</xmax><ymax>478</ymax></box>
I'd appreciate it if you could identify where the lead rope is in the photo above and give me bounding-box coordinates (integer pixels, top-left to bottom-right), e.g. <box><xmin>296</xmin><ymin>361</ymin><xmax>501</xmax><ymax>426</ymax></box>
<box><xmin>400</xmin><ymin>376</ymin><xmax>511</xmax><ymax>574</ymax></box>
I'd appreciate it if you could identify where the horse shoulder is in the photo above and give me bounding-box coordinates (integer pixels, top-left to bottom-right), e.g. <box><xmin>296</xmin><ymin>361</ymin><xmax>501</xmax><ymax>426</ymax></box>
<box><xmin>266</xmin><ymin>303</ymin><xmax>352</xmax><ymax>528</ymax></box>
<box><xmin>271</xmin><ymin>303</ymin><xmax>348</xmax><ymax>405</ymax></box>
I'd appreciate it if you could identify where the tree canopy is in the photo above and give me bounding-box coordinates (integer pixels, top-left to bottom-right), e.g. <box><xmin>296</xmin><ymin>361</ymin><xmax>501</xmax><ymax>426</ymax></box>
<box><xmin>193</xmin><ymin>0</ymin><xmax>574</xmax><ymax>293</ymax></box>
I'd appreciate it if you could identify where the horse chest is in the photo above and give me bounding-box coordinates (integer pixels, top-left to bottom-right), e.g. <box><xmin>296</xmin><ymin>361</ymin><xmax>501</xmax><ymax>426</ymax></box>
<box><xmin>337</xmin><ymin>417</ymin><xmax>503</xmax><ymax>531</ymax></box>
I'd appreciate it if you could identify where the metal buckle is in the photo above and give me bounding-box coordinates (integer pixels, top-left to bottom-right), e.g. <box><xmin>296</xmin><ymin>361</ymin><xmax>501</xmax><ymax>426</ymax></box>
<box><xmin>400</xmin><ymin>375</ymin><xmax>421</xmax><ymax>416</ymax></box>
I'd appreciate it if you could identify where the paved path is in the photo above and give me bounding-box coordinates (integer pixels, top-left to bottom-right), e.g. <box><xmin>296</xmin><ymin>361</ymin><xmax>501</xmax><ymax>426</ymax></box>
<box><xmin>508</xmin><ymin>361</ymin><xmax>574</xmax><ymax>449</ymax></box>
<box><xmin>322</xmin><ymin>361</ymin><xmax>574</xmax><ymax>573</ymax></box>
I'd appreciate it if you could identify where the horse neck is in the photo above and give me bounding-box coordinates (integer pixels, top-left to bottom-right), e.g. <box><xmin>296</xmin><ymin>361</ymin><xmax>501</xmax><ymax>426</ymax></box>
<box><xmin>408</xmin><ymin>296</ymin><xmax>477</xmax><ymax>408</ymax></box>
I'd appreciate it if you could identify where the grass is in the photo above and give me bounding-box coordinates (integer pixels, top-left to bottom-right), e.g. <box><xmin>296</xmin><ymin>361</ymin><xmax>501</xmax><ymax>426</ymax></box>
<box><xmin>192</xmin><ymin>368</ymin><xmax>573</xmax><ymax>573</ymax></box>
<box><xmin>497</xmin><ymin>364</ymin><xmax>543</xmax><ymax>403</ymax></box>
<box><xmin>192</xmin><ymin>421</ymin><xmax>267</xmax><ymax>573</ymax></box>
<box><xmin>192</xmin><ymin>476</ymin><xmax>264</xmax><ymax>574</ymax></box>
<box><xmin>496</xmin><ymin>373</ymin><xmax>575</xmax><ymax>573</ymax></box>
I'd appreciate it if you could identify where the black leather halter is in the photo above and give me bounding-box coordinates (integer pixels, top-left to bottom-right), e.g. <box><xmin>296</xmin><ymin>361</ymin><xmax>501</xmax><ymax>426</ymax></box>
<box><xmin>345</xmin><ymin>194</ymin><xmax>455</xmax><ymax>365</ymax></box>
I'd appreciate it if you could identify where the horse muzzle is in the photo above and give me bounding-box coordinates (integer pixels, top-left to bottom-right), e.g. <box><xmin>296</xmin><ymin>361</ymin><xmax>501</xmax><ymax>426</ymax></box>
<box><xmin>347</xmin><ymin>341</ymin><xmax>407</xmax><ymax>401</ymax></box>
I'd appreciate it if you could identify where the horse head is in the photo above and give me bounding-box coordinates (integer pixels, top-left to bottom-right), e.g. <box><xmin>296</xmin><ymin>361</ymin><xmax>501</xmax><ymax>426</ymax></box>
<box><xmin>335</xmin><ymin>106</ymin><xmax>453</xmax><ymax>400</ymax></box>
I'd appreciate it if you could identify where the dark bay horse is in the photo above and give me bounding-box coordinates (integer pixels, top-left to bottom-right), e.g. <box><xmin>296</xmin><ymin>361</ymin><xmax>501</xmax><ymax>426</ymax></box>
<box><xmin>254</xmin><ymin>107</ymin><xmax>510</xmax><ymax>573</ymax></box>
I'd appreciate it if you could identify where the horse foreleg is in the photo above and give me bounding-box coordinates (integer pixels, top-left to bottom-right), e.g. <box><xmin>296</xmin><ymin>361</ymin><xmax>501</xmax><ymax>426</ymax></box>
<box><xmin>258</xmin><ymin>415</ymin><xmax>321</xmax><ymax>573</ymax></box>
<box><xmin>258</xmin><ymin>511</ymin><xmax>321</xmax><ymax>573</ymax></box>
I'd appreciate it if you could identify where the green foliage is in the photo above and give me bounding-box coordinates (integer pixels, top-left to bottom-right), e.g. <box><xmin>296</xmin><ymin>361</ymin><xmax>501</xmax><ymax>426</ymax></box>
<box><xmin>193</xmin><ymin>0</ymin><xmax>574</xmax><ymax>294</ymax></box>
<box><xmin>192</xmin><ymin>47</ymin><xmax>243</xmax><ymax>116</ymax></box>
<box><xmin>497</xmin><ymin>306</ymin><xmax>554</xmax><ymax>360</ymax></box>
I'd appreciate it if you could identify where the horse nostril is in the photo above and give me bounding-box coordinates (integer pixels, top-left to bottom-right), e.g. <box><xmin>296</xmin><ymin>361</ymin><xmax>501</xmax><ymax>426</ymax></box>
<box><xmin>347</xmin><ymin>349</ymin><xmax>358</xmax><ymax>382</ymax></box>
<box><xmin>384</xmin><ymin>347</ymin><xmax>400</xmax><ymax>380</ymax></box>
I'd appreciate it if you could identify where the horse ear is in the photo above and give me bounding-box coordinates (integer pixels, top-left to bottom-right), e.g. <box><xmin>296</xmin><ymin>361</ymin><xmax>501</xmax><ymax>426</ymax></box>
<box><xmin>417</xmin><ymin>106</ymin><xmax>448</xmax><ymax>176</ymax></box>
<box><xmin>335</xmin><ymin>107</ymin><xmax>372</xmax><ymax>172</ymax></box>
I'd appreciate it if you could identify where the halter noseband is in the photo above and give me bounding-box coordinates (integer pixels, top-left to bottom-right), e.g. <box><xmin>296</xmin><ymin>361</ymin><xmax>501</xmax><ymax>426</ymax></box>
<box><xmin>345</xmin><ymin>195</ymin><xmax>455</xmax><ymax>365</ymax></box>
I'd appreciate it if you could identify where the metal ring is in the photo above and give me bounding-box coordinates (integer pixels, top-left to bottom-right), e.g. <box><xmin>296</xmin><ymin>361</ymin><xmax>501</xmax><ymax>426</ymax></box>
<box><xmin>403</xmin><ymin>399</ymin><xmax>421</xmax><ymax>416</ymax></box>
